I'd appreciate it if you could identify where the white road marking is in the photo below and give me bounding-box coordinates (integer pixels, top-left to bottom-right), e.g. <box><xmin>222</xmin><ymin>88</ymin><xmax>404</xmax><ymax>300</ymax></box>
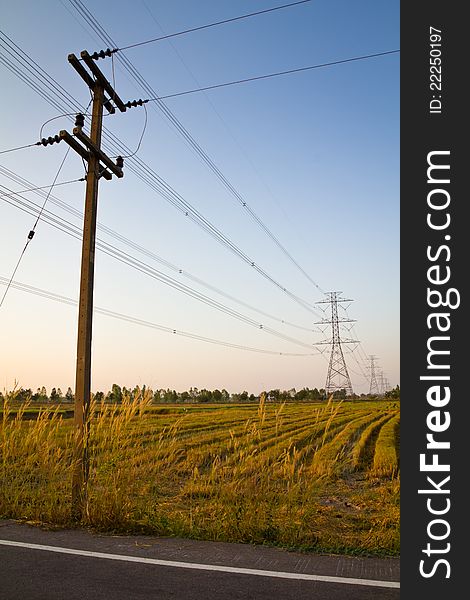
<box><xmin>0</xmin><ymin>539</ymin><xmax>399</xmax><ymax>589</ymax></box>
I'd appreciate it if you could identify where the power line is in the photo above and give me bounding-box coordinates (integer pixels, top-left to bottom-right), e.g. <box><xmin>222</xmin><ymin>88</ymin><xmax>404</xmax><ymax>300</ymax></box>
<box><xmin>0</xmin><ymin>177</ymin><xmax>85</xmax><ymax>198</ymax></box>
<box><xmin>0</xmin><ymin>276</ymin><xmax>315</xmax><ymax>357</ymax></box>
<box><xmin>1</xmin><ymin>191</ymin><xmax>320</xmax><ymax>351</ymax></box>
<box><xmin>151</xmin><ymin>50</ymin><xmax>401</xmax><ymax>100</ymax></box>
<box><xmin>0</xmin><ymin>148</ymin><xmax>70</xmax><ymax>308</ymax></box>
<box><xmin>118</xmin><ymin>102</ymin><xmax>148</xmax><ymax>158</ymax></box>
<box><xmin>142</xmin><ymin>0</ymin><xmax>319</xmax><ymax>283</ymax></box>
<box><xmin>115</xmin><ymin>0</ymin><xmax>313</xmax><ymax>52</ymax></box>
<box><xmin>0</xmin><ymin>141</ymin><xmax>40</xmax><ymax>155</ymax></box>
<box><xmin>0</xmin><ymin>28</ymin><xmax>323</xmax><ymax>317</ymax></box>
<box><xmin>0</xmin><ymin>165</ymin><xmax>316</xmax><ymax>332</ymax></box>
<box><xmin>66</xmin><ymin>1</ymin><xmax>326</xmax><ymax>296</ymax></box>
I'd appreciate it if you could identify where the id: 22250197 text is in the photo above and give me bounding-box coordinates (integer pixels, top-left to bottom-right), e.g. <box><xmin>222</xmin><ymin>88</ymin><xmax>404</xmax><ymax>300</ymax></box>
<box><xmin>429</xmin><ymin>26</ymin><xmax>443</xmax><ymax>114</ymax></box>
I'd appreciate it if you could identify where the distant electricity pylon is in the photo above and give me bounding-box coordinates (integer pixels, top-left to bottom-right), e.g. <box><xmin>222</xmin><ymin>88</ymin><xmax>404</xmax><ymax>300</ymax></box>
<box><xmin>314</xmin><ymin>292</ymin><xmax>357</xmax><ymax>396</ymax></box>
<box><xmin>367</xmin><ymin>355</ymin><xmax>380</xmax><ymax>395</ymax></box>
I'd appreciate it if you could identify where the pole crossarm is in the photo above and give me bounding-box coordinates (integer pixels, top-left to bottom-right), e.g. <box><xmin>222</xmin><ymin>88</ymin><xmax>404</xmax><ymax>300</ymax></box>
<box><xmin>80</xmin><ymin>50</ymin><xmax>127</xmax><ymax>113</ymax></box>
<box><xmin>73</xmin><ymin>127</ymin><xmax>123</xmax><ymax>178</ymax></box>
<box><xmin>59</xmin><ymin>130</ymin><xmax>89</xmax><ymax>162</ymax></box>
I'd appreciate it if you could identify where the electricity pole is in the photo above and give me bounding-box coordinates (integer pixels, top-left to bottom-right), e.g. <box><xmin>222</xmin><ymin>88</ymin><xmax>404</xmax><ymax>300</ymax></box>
<box><xmin>61</xmin><ymin>50</ymin><xmax>127</xmax><ymax>519</ymax></box>
<box><xmin>39</xmin><ymin>50</ymin><xmax>145</xmax><ymax>517</ymax></box>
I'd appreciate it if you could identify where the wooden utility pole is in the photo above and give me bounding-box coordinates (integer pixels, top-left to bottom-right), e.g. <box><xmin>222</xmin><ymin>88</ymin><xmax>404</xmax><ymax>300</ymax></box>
<box><xmin>61</xmin><ymin>50</ymin><xmax>127</xmax><ymax>518</ymax></box>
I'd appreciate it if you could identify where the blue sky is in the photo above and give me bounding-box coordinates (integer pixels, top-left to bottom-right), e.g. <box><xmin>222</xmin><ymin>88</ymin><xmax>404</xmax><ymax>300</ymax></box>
<box><xmin>0</xmin><ymin>0</ymin><xmax>399</xmax><ymax>395</ymax></box>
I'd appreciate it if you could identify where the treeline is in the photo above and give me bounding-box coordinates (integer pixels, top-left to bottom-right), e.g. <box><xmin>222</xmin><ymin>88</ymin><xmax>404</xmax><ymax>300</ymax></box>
<box><xmin>1</xmin><ymin>383</ymin><xmax>400</xmax><ymax>404</ymax></box>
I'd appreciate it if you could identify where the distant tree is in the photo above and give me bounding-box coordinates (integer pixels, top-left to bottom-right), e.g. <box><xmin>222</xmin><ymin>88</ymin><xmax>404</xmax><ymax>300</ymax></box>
<box><xmin>212</xmin><ymin>389</ymin><xmax>222</xmax><ymax>403</ymax></box>
<box><xmin>231</xmin><ymin>390</ymin><xmax>249</xmax><ymax>403</ymax></box>
<box><xmin>111</xmin><ymin>383</ymin><xmax>122</xmax><ymax>403</ymax></box>
<box><xmin>161</xmin><ymin>389</ymin><xmax>178</xmax><ymax>403</ymax></box>
<box><xmin>385</xmin><ymin>385</ymin><xmax>400</xmax><ymax>400</ymax></box>
<box><xmin>65</xmin><ymin>387</ymin><xmax>74</xmax><ymax>402</ymax></box>
<box><xmin>294</xmin><ymin>388</ymin><xmax>308</xmax><ymax>401</ymax></box>
<box><xmin>50</xmin><ymin>388</ymin><xmax>59</xmax><ymax>402</ymax></box>
<box><xmin>198</xmin><ymin>389</ymin><xmax>212</xmax><ymax>403</ymax></box>
<box><xmin>15</xmin><ymin>388</ymin><xmax>32</xmax><ymax>403</ymax></box>
<box><xmin>94</xmin><ymin>391</ymin><xmax>104</xmax><ymax>403</ymax></box>
<box><xmin>40</xmin><ymin>386</ymin><xmax>48</xmax><ymax>401</ymax></box>
<box><xmin>56</xmin><ymin>387</ymin><xmax>63</xmax><ymax>399</ymax></box>
<box><xmin>267</xmin><ymin>389</ymin><xmax>280</xmax><ymax>402</ymax></box>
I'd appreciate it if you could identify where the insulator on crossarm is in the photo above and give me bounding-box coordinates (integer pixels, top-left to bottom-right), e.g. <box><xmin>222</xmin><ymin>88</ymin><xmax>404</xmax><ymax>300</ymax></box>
<box><xmin>40</xmin><ymin>135</ymin><xmax>61</xmax><ymax>146</ymax></box>
<box><xmin>75</xmin><ymin>113</ymin><xmax>85</xmax><ymax>128</ymax></box>
<box><xmin>91</xmin><ymin>48</ymin><xmax>112</xmax><ymax>60</ymax></box>
<box><xmin>124</xmin><ymin>99</ymin><xmax>148</xmax><ymax>109</ymax></box>
<box><xmin>116</xmin><ymin>156</ymin><xmax>124</xmax><ymax>169</ymax></box>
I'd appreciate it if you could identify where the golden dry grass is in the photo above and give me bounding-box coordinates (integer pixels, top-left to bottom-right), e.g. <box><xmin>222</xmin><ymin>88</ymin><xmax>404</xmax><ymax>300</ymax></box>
<box><xmin>0</xmin><ymin>390</ymin><xmax>400</xmax><ymax>555</ymax></box>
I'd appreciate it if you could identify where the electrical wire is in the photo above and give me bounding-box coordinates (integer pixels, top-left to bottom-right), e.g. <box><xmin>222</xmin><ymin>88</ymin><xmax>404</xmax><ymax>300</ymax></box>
<box><xmin>66</xmin><ymin>1</ymin><xmax>326</xmax><ymax>295</ymax></box>
<box><xmin>115</xmin><ymin>0</ymin><xmax>313</xmax><ymax>52</ymax></box>
<box><xmin>0</xmin><ymin>164</ymin><xmax>315</xmax><ymax>332</ymax></box>
<box><xmin>118</xmin><ymin>102</ymin><xmax>147</xmax><ymax>158</ymax></box>
<box><xmin>151</xmin><ymin>50</ymin><xmax>400</xmax><ymax>100</ymax></box>
<box><xmin>0</xmin><ymin>148</ymin><xmax>70</xmax><ymax>308</ymax></box>
<box><xmin>142</xmin><ymin>0</ymin><xmax>318</xmax><ymax>261</ymax></box>
<box><xmin>1</xmin><ymin>191</ymin><xmax>322</xmax><ymax>351</ymax></box>
<box><xmin>0</xmin><ymin>27</ymin><xmax>323</xmax><ymax>317</ymax></box>
<box><xmin>0</xmin><ymin>141</ymin><xmax>40</xmax><ymax>155</ymax></box>
<box><xmin>39</xmin><ymin>113</ymin><xmax>86</xmax><ymax>139</ymax></box>
<box><xmin>0</xmin><ymin>276</ymin><xmax>315</xmax><ymax>357</ymax></box>
<box><xmin>0</xmin><ymin>178</ymin><xmax>85</xmax><ymax>199</ymax></box>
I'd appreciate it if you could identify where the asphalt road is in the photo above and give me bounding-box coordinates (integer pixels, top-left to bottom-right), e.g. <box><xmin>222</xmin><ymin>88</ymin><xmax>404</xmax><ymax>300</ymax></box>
<box><xmin>0</xmin><ymin>520</ymin><xmax>399</xmax><ymax>599</ymax></box>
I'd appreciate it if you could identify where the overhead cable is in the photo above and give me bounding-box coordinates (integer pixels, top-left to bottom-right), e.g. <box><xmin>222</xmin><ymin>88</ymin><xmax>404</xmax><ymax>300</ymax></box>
<box><xmin>0</xmin><ymin>163</ymin><xmax>314</xmax><ymax>332</ymax></box>
<box><xmin>0</xmin><ymin>27</ymin><xmax>322</xmax><ymax>316</ymax></box>
<box><xmin>0</xmin><ymin>141</ymin><xmax>40</xmax><ymax>155</ymax></box>
<box><xmin>115</xmin><ymin>1</ymin><xmax>313</xmax><ymax>52</ymax></box>
<box><xmin>1</xmin><ymin>191</ymin><xmax>320</xmax><ymax>351</ymax></box>
<box><xmin>152</xmin><ymin>50</ymin><xmax>401</xmax><ymax>100</ymax></box>
<box><xmin>0</xmin><ymin>276</ymin><xmax>315</xmax><ymax>357</ymax></box>
<box><xmin>66</xmin><ymin>1</ymin><xmax>326</xmax><ymax>295</ymax></box>
<box><xmin>0</xmin><ymin>148</ymin><xmax>70</xmax><ymax>308</ymax></box>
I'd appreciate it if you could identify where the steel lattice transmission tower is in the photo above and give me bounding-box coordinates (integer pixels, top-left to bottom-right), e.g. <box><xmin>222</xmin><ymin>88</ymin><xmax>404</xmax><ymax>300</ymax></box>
<box><xmin>368</xmin><ymin>355</ymin><xmax>380</xmax><ymax>395</ymax></box>
<box><xmin>314</xmin><ymin>292</ymin><xmax>357</xmax><ymax>396</ymax></box>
